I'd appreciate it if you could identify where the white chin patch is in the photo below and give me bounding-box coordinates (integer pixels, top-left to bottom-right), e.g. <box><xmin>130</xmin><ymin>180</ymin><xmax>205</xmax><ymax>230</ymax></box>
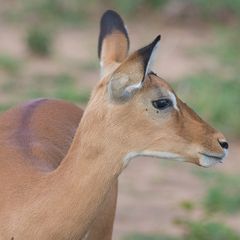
<box><xmin>199</xmin><ymin>156</ymin><xmax>221</xmax><ymax>167</ymax></box>
<box><xmin>123</xmin><ymin>151</ymin><xmax>185</xmax><ymax>168</ymax></box>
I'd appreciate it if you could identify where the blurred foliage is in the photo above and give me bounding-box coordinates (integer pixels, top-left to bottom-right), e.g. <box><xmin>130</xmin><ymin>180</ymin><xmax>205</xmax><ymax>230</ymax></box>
<box><xmin>175</xmin><ymin>75</ymin><xmax>240</xmax><ymax>137</ymax></box>
<box><xmin>109</xmin><ymin>0</ymin><xmax>240</xmax><ymax>20</ymax></box>
<box><xmin>0</xmin><ymin>54</ymin><xmax>21</xmax><ymax>74</ymax></box>
<box><xmin>79</xmin><ymin>60</ymin><xmax>99</xmax><ymax>71</ymax></box>
<box><xmin>205</xmin><ymin>28</ymin><xmax>240</xmax><ymax>70</ymax></box>
<box><xmin>124</xmin><ymin>234</ymin><xmax>178</xmax><ymax>240</ymax></box>
<box><xmin>191</xmin><ymin>0</ymin><xmax>240</xmax><ymax>20</ymax></box>
<box><xmin>1</xmin><ymin>0</ymin><xmax>240</xmax><ymax>25</ymax></box>
<box><xmin>28</xmin><ymin>73</ymin><xmax>90</xmax><ymax>103</ymax></box>
<box><xmin>2</xmin><ymin>0</ymin><xmax>88</xmax><ymax>26</ymax></box>
<box><xmin>175</xmin><ymin>28</ymin><xmax>240</xmax><ymax>138</ymax></box>
<box><xmin>0</xmin><ymin>103</ymin><xmax>14</xmax><ymax>112</ymax></box>
<box><xmin>124</xmin><ymin>221</ymin><xmax>240</xmax><ymax>240</ymax></box>
<box><xmin>110</xmin><ymin>0</ymin><xmax>167</xmax><ymax>14</ymax></box>
<box><xmin>0</xmin><ymin>73</ymin><xmax>90</xmax><ymax>112</ymax></box>
<box><xmin>196</xmin><ymin>172</ymin><xmax>240</xmax><ymax>214</ymax></box>
<box><xmin>26</xmin><ymin>28</ymin><xmax>52</xmax><ymax>56</ymax></box>
<box><xmin>183</xmin><ymin>221</ymin><xmax>240</xmax><ymax>240</ymax></box>
<box><xmin>180</xmin><ymin>200</ymin><xmax>195</xmax><ymax>212</ymax></box>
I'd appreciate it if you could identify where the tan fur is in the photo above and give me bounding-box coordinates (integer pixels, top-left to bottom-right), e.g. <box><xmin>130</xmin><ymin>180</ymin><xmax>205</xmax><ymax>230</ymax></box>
<box><xmin>0</xmin><ymin>11</ymin><xmax>227</xmax><ymax>240</ymax></box>
<box><xmin>101</xmin><ymin>32</ymin><xmax>129</xmax><ymax>66</ymax></box>
<box><xmin>100</xmin><ymin>30</ymin><xmax>129</xmax><ymax>78</ymax></box>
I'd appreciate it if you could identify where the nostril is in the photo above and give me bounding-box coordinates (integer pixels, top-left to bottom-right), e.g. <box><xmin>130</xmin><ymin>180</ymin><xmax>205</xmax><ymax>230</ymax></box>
<box><xmin>218</xmin><ymin>140</ymin><xmax>229</xmax><ymax>150</ymax></box>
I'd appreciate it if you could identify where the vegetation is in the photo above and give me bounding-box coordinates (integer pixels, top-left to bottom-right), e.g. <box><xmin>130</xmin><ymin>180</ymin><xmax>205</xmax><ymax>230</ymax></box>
<box><xmin>175</xmin><ymin>74</ymin><xmax>240</xmax><ymax>137</ymax></box>
<box><xmin>195</xmin><ymin>171</ymin><xmax>240</xmax><ymax>214</ymax></box>
<box><xmin>204</xmin><ymin>177</ymin><xmax>240</xmax><ymax>214</ymax></box>
<box><xmin>0</xmin><ymin>73</ymin><xmax>90</xmax><ymax>113</ymax></box>
<box><xmin>174</xmin><ymin>27</ymin><xmax>240</xmax><ymax>138</ymax></box>
<box><xmin>1</xmin><ymin>0</ymin><xmax>240</xmax><ymax>24</ymax></box>
<box><xmin>124</xmin><ymin>221</ymin><xmax>240</xmax><ymax>240</ymax></box>
<box><xmin>204</xmin><ymin>28</ymin><xmax>240</xmax><ymax>72</ymax></box>
<box><xmin>191</xmin><ymin>0</ymin><xmax>240</xmax><ymax>21</ymax></box>
<box><xmin>124</xmin><ymin>234</ymin><xmax>178</xmax><ymax>240</ymax></box>
<box><xmin>0</xmin><ymin>54</ymin><xmax>21</xmax><ymax>74</ymax></box>
<box><xmin>27</xmin><ymin>73</ymin><xmax>90</xmax><ymax>104</ymax></box>
<box><xmin>184</xmin><ymin>221</ymin><xmax>240</xmax><ymax>240</ymax></box>
<box><xmin>26</xmin><ymin>28</ymin><xmax>52</xmax><ymax>56</ymax></box>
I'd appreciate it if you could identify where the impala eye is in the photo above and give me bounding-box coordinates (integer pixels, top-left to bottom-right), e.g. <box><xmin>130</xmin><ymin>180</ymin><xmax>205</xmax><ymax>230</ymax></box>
<box><xmin>152</xmin><ymin>99</ymin><xmax>173</xmax><ymax>110</ymax></box>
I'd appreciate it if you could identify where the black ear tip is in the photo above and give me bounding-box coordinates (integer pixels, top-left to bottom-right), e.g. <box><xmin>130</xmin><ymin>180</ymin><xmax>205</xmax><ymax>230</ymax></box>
<box><xmin>98</xmin><ymin>10</ymin><xmax>129</xmax><ymax>59</ymax></box>
<box><xmin>101</xmin><ymin>10</ymin><xmax>121</xmax><ymax>22</ymax></box>
<box><xmin>153</xmin><ymin>35</ymin><xmax>161</xmax><ymax>45</ymax></box>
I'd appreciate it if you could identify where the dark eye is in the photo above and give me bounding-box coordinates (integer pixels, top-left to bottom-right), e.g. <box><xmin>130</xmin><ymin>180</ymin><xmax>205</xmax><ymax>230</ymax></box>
<box><xmin>152</xmin><ymin>99</ymin><xmax>173</xmax><ymax>110</ymax></box>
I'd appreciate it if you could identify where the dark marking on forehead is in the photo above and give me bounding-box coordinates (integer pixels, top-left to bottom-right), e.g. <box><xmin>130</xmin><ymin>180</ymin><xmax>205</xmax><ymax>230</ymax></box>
<box><xmin>15</xmin><ymin>99</ymin><xmax>48</xmax><ymax>160</ymax></box>
<box><xmin>148</xmin><ymin>71</ymin><xmax>158</xmax><ymax>76</ymax></box>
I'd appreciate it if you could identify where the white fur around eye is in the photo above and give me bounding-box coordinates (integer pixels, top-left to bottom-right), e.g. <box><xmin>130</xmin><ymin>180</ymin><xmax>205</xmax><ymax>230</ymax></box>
<box><xmin>168</xmin><ymin>91</ymin><xmax>179</xmax><ymax>111</ymax></box>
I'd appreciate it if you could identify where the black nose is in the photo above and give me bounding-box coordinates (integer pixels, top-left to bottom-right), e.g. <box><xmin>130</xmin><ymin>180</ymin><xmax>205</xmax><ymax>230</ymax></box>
<box><xmin>218</xmin><ymin>140</ymin><xmax>229</xmax><ymax>149</ymax></box>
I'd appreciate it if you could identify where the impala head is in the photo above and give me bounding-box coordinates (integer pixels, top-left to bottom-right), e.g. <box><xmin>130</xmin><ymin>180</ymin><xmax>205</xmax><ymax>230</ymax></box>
<box><xmin>85</xmin><ymin>10</ymin><xmax>228</xmax><ymax>168</ymax></box>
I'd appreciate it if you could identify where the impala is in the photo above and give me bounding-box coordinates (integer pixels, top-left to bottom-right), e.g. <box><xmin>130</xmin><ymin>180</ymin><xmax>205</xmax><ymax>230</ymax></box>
<box><xmin>0</xmin><ymin>10</ymin><xmax>228</xmax><ymax>240</ymax></box>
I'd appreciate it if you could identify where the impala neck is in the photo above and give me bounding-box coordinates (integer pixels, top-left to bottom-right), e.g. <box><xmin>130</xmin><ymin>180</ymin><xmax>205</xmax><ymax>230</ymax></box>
<box><xmin>24</xmin><ymin>104</ymin><xmax>124</xmax><ymax>239</ymax></box>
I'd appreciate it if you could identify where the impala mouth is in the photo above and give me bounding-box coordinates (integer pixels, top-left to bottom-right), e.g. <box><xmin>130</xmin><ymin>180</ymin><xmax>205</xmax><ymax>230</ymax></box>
<box><xmin>200</xmin><ymin>152</ymin><xmax>224</xmax><ymax>161</ymax></box>
<box><xmin>198</xmin><ymin>151</ymin><xmax>227</xmax><ymax>167</ymax></box>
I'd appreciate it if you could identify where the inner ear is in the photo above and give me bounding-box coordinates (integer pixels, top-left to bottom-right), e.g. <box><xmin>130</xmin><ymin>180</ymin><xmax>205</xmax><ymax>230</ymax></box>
<box><xmin>108</xmin><ymin>35</ymin><xmax>161</xmax><ymax>103</ymax></box>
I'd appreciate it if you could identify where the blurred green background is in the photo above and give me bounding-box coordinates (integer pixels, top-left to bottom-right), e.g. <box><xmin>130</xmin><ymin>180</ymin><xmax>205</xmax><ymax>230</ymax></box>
<box><xmin>0</xmin><ymin>1</ymin><xmax>239</xmax><ymax>239</ymax></box>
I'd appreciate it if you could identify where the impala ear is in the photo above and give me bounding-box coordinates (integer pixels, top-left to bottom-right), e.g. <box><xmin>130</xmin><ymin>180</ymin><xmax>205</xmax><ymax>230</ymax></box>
<box><xmin>98</xmin><ymin>10</ymin><xmax>129</xmax><ymax>77</ymax></box>
<box><xmin>108</xmin><ymin>35</ymin><xmax>161</xmax><ymax>102</ymax></box>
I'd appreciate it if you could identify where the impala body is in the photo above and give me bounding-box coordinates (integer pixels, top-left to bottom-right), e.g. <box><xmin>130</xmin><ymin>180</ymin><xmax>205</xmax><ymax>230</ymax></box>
<box><xmin>0</xmin><ymin>10</ymin><xmax>228</xmax><ymax>240</ymax></box>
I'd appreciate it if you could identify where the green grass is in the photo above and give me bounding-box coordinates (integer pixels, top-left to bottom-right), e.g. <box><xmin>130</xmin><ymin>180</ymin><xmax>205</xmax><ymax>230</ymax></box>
<box><xmin>179</xmin><ymin>200</ymin><xmax>195</xmax><ymax>212</ymax></box>
<box><xmin>184</xmin><ymin>220</ymin><xmax>240</xmax><ymax>240</ymax></box>
<box><xmin>25</xmin><ymin>73</ymin><xmax>91</xmax><ymax>104</ymax></box>
<box><xmin>175</xmin><ymin>74</ymin><xmax>240</xmax><ymax>137</ymax></box>
<box><xmin>109</xmin><ymin>0</ymin><xmax>167</xmax><ymax>14</ymax></box>
<box><xmin>124</xmin><ymin>221</ymin><xmax>240</xmax><ymax>240</ymax></box>
<box><xmin>0</xmin><ymin>103</ymin><xmax>14</xmax><ymax>112</ymax></box>
<box><xmin>0</xmin><ymin>54</ymin><xmax>21</xmax><ymax>74</ymax></box>
<box><xmin>4</xmin><ymin>0</ymin><xmax>88</xmax><ymax>26</ymax></box>
<box><xmin>178</xmin><ymin>27</ymin><xmax>240</xmax><ymax>138</ymax></box>
<box><xmin>79</xmin><ymin>60</ymin><xmax>99</xmax><ymax>71</ymax></box>
<box><xmin>2</xmin><ymin>0</ymin><xmax>240</xmax><ymax>24</ymax></box>
<box><xmin>54</xmin><ymin>85</ymin><xmax>90</xmax><ymax>103</ymax></box>
<box><xmin>51</xmin><ymin>74</ymin><xmax>90</xmax><ymax>103</ymax></box>
<box><xmin>0</xmin><ymin>73</ymin><xmax>90</xmax><ymax>113</ymax></box>
<box><xmin>124</xmin><ymin>234</ymin><xmax>178</xmax><ymax>240</ymax></box>
<box><xmin>193</xmin><ymin>170</ymin><xmax>240</xmax><ymax>214</ymax></box>
<box><xmin>191</xmin><ymin>0</ymin><xmax>240</xmax><ymax>20</ymax></box>
<box><xmin>204</xmin><ymin>174</ymin><xmax>240</xmax><ymax>214</ymax></box>
<box><xmin>26</xmin><ymin>28</ymin><xmax>52</xmax><ymax>56</ymax></box>
<box><xmin>204</xmin><ymin>28</ymin><xmax>240</xmax><ymax>71</ymax></box>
